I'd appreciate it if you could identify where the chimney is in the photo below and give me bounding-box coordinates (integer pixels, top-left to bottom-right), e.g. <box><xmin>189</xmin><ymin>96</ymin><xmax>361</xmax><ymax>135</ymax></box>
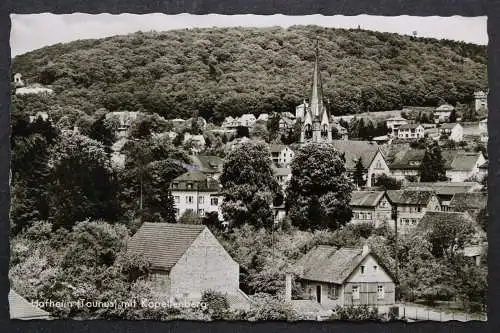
<box><xmin>362</xmin><ymin>244</ymin><xmax>370</xmax><ymax>256</ymax></box>
<box><xmin>285</xmin><ymin>274</ymin><xmax>292</xmax><ymax>302</ymax></box>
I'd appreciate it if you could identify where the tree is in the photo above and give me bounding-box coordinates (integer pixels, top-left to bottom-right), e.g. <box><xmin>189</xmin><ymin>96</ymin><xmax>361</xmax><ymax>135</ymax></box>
<box><xmin>286</xmin><ymin>143</ymin><xmax>354</xmax><ymax>230</ymax></box>
<box><xmin>353</xmin><ymin>158</ymin><xmax>366</xmax><ymax>187</ymax></box>
<box><xmin>373</xmin><ymin>174</ymin><xmax>402</xmax><ymax>190</ymax></box>
<box><xmin>220</xmin><ymin>141</ymin><xmax>281</xmax><ymax>229</ymax></box>
<box><xmin>419</xmin><ymin>144</ymin><xmax>448</xmax><ymax>182</ymax></box>
<box><xmin>178</xmin><ymin>210</ymin><xmax>202</xmax><ymax>225</ymax></box>
<box><xmin>448</xmin><ymin>109</ymin><xmax>457</xmax><ymax>123</ymax></box>
<box><xmin>47</xmin><ymin>133</ymin><xmax>120</xmax><ymax>229</ymax></box>
<box><xmin>88</xmin><ymin>114</ymin><xmax>117</xmax><ymax>153</ymax></box>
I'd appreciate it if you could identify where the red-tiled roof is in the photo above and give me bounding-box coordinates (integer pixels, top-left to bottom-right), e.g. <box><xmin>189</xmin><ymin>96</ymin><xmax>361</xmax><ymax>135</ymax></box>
<box><xmin>128</xmin><ymin>223</ymin><xmax>206</xmax><ymax>271</ymax></box>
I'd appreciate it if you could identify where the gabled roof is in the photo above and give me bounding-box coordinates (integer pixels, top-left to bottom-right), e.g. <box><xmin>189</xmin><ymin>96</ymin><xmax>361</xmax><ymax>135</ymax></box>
<box><xmin>398</xmin><ymin>123</ymin><xmax>423</xmax><ymax>130</ymax></box>
<box><xmin>448</xmin><ymin>192</ymin><xmax>487</xmax><ymax>212</ymax></box>
<box><xmin>441</xmin><ymin>151</ymin><xmax>482</xmax><ymax>171</ymax></box>
<box><xmin>297</xmin><ymin>245</ymin><xmax>394</xmax><ymax>284</ymax></box>
<box><xmin>269</xmin><ymin>144</ymin><xmax>289</xmax><ymax>153</ymax></box>
<box><xmin>389</xmin><ymin>149</ymin><xmax>426</xmax><ymax>170</ymax></box>
<box><xmin>171</xmin><ymin>171</ymin><xmax>221</xmax><ymax>191</ymax></box>
<box><xmin>189</xmin><ymin>155</ymin><xmax>223</xmax><ymax>173</ymax></box>
<box><xmin>128</xmin><ymin>223</ymin><xmax>207</xmax><ymax>271</ymax></box>
<box><xmin>296</xmin><ymin>246</ymin><xmax>365</xmax><ymax>284</ymax></box>
<box><xmin>273</xmin><ymin>167</ymin><xmax>291</xmax><ymax>177</ymax></box>
<box><xmin>405</xmin><ymin>182</ymin><xmax>482</xmax><ymax>196</ymax></box>
<box><xmin>440</xmin><ymin>123</ymin><xmax>461</xmax><ymax>130</ymax></box>
<box><xmin>350</xmin><ymin>191</ymin><xmax>386</xmax><ymax>207</ymax></box>
<box><xmin>387</xmin><ymin>189</ymin><xmax>436</xmax><ymax>205</ymax></box>
<box><xmin>9</xmin><ymin>290</ymin><xmax>51</xmax><ymax>320</ymax></box>
<box><xmin>331</xmin><ymin>140</ymin><xmax>381</xmax><ymax>170</ymax></box>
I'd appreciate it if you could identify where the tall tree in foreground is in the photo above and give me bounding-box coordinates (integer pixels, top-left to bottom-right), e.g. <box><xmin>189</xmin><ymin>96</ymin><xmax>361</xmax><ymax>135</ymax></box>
<box><xmin>286</xmin><ymin>143</ymin><xmax>354</xmax><ymax>230</ymax></box>
<box><xmin>220</xmin><ymin>142</ymin><xmax>281</xmax><ymax>229</ymax></box>
<box><xmin>419</xmin><ymin>143</ymin><xmax>448</xmax><ymax>182</ymax></box>
<box><xmin>48</xmin><ymin>133</ymin><xmax>120</xmax><ymax>229</ymax></box>
<box><xmin>353</xmin><ymin>157</ymin><xmax>366</xmax><ymax>187</ymax></box>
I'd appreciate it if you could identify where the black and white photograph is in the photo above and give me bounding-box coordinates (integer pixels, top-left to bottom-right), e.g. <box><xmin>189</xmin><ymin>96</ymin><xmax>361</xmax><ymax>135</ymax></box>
<box><xmin>8</xmin><ymin>13</ymin><xmax>488</xmax><ymax>322</ymax></box>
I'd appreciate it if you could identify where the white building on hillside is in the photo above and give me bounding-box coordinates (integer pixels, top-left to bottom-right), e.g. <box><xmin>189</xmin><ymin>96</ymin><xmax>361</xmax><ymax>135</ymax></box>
<box><xmin>474</xmin><ymin>90</ymin><xmax>488</xmax><ymax>111</ymax></box>
<box><xmin>395</xmin><ymin>124</ymin><xmax>425</xmax><ymax>139</ymax></box>
<box><xmin>434</xmin><ymin>104</ymin><xmax>454</xmax><ymax>123</ymax></box>
<box><xmin>438</xmin><ymin>123</ymin><xmax>463</xmax><ymax>142</ymax></box>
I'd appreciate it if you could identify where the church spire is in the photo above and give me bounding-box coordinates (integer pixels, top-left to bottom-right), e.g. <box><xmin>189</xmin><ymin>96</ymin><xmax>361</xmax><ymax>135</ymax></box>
<box><xmin>310</xmin><ymin>39</ymin><xmax>324</xmax><ymax>118</ymax></box>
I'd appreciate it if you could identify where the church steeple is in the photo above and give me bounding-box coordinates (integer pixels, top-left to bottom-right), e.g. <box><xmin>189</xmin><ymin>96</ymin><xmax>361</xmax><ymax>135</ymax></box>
<box><xmin>310</xmin><ymin>40</ymin><xmax>324</xmax><ymax>118</ymax></box>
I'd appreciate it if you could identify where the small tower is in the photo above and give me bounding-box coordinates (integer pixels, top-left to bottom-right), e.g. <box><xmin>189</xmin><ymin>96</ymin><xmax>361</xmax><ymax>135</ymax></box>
<box><xmin>300</xmin><ymin>41</ymin><xmax>332</xmax><ymax>144</ymax></box>
<box><xmin>474</xmin><ymin>90</ymin><xmax>488</xmax><ymax>112</ymax></box>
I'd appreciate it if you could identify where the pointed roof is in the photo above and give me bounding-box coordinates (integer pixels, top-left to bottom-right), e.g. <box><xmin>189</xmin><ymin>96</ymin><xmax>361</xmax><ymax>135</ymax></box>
<box><xmin>310</xmin><ymin>40</ymin><xmax>324</xmax><ymax>118</ymax></box>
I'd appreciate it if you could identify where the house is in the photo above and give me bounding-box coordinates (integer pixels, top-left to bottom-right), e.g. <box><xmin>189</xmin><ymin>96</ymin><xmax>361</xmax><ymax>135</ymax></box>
<box><xmin>404</xmin><ymin>182</ymin><xmax>483</xmax><ymax>210</ymax></box>
<box><xmin>28</xmin><ymin>111</ymin><xmax>50</xmax><ymax>123</ymax></box>
<box><xmin>349</xmin><ymin>191</ymin><xmax>392</xmax><ymax>227</ymax></box>
<box><xmin>438</xmin><ymin>123</ymin><xmax>463</xmax><ymax>142</ymax></box>
<box><xmin>189</xmin><ymin>155</ymin><xmax>224</xmax><ymax>179</ymax></box>
<box><xmin>9</xmin><ymin>290</ymin><xmax>51</xmax><ymax>320</ymax></box>
<box><xmin>257</xmin><ymin>113</ymin><xmax>269</xmax><ymax>122</ymax></box>
<box><xmin>13</xmin><ymin>72</ymin><xmax>24</xmax><ymax>87</ymax></box>
<box><xmin>386</xmin><ymin>189</ymin><xmax>441</xmax><ymax>234</ymax></box>
<box><xmin>295</xmin><ymin>100</ymin><xmax>309</xmax><ymax>120</ymax></box>
<box><xmin>273</xmin><ymin>166</ymin><xmax>292</xmax><ymax>191</ymax></box>
<box><xmin>239</xmin><ymin>114</ymin><xmax>257</xmax><ymax>127</ymax></box>
<box><xmin>292</xmin><ymin>245</ymin><xmax>396</xmax><ymax>309</ymax></box>
<box><xmin>15</xmin><ymin>83</ymin><xmax>54</xmax><ymax>96</ymax></box>
<box><xmin>106</xmin><ymin>111</ymin><xmax>139</xmax><ymax>133</ymax></box>
<box><xmin>183</xmin><ymin>133</ymin><xmax>206</xmax><ymax>153</ymax></box>
<box><xmin>385</xmin><ymin>116</ymin><xmax>408</xmax><ymax>132</ymax></box>
<box><xmin>222</xmin><ymin>116</ymin><xmax>241</xmax><ymax>129</ymax></box>
<box><xmin>433</xmin><ymin>104</ymin><xmax>455</xmax><ymax>123</ymax></box>
<box><xmin>442</xmin><ymin>150</ymin><xmax>487</xmax><ymax>182</ymax></box>
<box><xmin>478</xmin><ymin>160</ymin><xmax>488</xmax><ymax>180</ymax></box>
<box><xmin>388</xmin><ymin>149</ymin><xmax>426</xmax><ymax>182</ymax></box>
<box><xmin>128</xmin><ymin>223</ymin><xmax>251</xmax><ymax>309</ymax></box>
<box><xmin>474</xmin><ymin>91</ymin><xmax>488</xmax><ymax>111</ymax></box>
<box><xmin>479</xmin><ymin>118</ymin><xmax>488</xmax><ymax>143</ymax></box>
<box><xmin>170</xmin><ymin>171</ymin><xmax>223</xmax><ymax>220</ymax></box>
<box><xmin>372</xmin><ymin>135</ymin><xmax>391</xmax><ymax>145</ymax></box>
<box><xmin>171</xmin><ymin>118</ymin><xmax>186</xmax><ymax>127</ymax></box>
<box><xmin>448</xmin><ymin>192</ymin><xmax>487</xmax><ymax>219</ymax></box>
<box><xmin>278</xmin><ymin>117</ymin><xmax>295</xmax><ymax>131</ymax></box>
<box><xmin>269</xmin><ymin>144</ymin><xmax>295</xmax><ymax>167</ymax></box>
<box><xmin>331</xmin><ymin>140</ymin><xmax>390</xmax><ymax>187</ymax></box>
<box><xmin>395</xmin><ymin>124</ymin><xmax>425</xmax><ymax>139</ymax></box>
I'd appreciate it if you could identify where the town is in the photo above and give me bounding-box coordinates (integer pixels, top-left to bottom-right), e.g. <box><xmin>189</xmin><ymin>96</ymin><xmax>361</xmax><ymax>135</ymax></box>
<box><xmin>8</xmin><ymin>35</ymin><xmax>487</xmax><ymax>322</ymax></box>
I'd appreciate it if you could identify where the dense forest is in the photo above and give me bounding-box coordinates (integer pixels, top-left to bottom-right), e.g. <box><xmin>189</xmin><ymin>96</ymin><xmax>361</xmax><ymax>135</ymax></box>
<box><xmin>12</xmin><ymin>25</ymin><xmax>487</xmax><ymax>123</ymax></box>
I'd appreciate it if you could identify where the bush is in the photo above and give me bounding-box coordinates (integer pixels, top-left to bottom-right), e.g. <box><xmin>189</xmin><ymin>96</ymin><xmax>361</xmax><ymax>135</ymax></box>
<box><xmin>201</xmin><ymin>290</ymin><xmax>230</xmax><ymax>320</ymax></box>
<box><xmin>330</xmin><ymin>304</ymin><xmax>382</xmax><ymax>321</ymax></box>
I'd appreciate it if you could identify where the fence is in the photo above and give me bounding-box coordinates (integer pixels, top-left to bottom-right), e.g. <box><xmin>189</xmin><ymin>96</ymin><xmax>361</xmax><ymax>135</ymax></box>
<box><xmin>398</xmin><ymin>304</ymin><xmax>487</xmax><ymax>322</ymax></box>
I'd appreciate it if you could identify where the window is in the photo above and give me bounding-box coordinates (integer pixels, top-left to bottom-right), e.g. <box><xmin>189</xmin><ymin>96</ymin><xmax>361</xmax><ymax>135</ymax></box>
<box><xmin>187</xmin><ymin>183</ymin><xmax>193</xmax><ymax>189</ymax></box>
<box><xmin>373</xmin><ymin>266</ymin><xmax>378</xmax><ymax>272</ymax></box>
<box><xmin>198</xmin><ymin>209</ymin><xmax>205</xmax><ymax>215</ymax></box>
<box><xmin>352</xmin><ymin>286</ymin><xmax>360</xmax><ymax>300</ymax></box>
<box><xmin>366</xmin><ymin>213</ymin><xmax>372</xmax><ymax>220</ymax></box>
<box><xmin>174</xmin><ymin>196</ymin><xmax>180</xmax><ymax>204</ymax></box>
<box><xmin>328</xmin><ymin>285</ymin><xmax>339</xmax><ymax>299</ymax></box>
<box><xmin>417</xmin><ymin>206</ymin><xmax>422</xmax><ymax>212</ymax></box>
<box><xmin>405</xmin><ymin>219</ymin><xmax>409</xmax><ymax>225</ymax></box>
<box><xmin>211</xmin><ymin>197</ymin><xmax>219</xmax><ymax>206</ymax></box>
<box><xmin>172</xmin><ymin>183</ymin><xmax>178</xmax><ymax>189</ymax></box>
<box><xmin>411</xmin><ymin>219</ymin><xmax>416</xmax><ymax>225</ymax></box>
<box><xmin>377</xmin><ymin>285</ymin><xmax>385</xmax><ymax>299</ymax></box>
<box><xmin>198</xmin><ymin>196</ymin><xmax>204</xmax><ymax>204</ymax></box>
<box><xmin>360</xmin><ymin>266</ymin><xmax>365</xmax><ymax>274</ymax></box>
<box><xmin>359</xmin><ymin>213</ymin><xmax>365</xmax><ymax>220</ymax></box>
<box><xmin>186</xmin><ymin>196</ymin><xmax>194</xmax><ymax>204</ymax></box>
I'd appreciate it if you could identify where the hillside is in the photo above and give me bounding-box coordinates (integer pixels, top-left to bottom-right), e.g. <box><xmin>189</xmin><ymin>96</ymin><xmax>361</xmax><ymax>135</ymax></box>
<box><xmin>12</xmin><ymin>25</ymin><xmax>487</xmax><ymax>122</ymax></box>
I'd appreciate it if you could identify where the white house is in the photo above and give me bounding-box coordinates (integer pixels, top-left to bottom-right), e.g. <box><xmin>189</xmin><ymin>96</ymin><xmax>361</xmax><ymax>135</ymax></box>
<box><xmin>385</xmin><ymin>116</ymin><xmax>408</xmax><ymax>132</ymax></box>
<box><xmin>239</xmin><ymin>114</ymin><xmax>257</xmax><ymax>127</ymax></box>
<box><xmin>170</xmin><ymin>171</ymin><xmax>224</xmax><ymax>220</ymax></box>
<box><xmin>273</xmin><ymin>166</ymin><xmax>292</xmax><ymax>191</ymax></box>
<box><xmin>438</xmin><ymin>123</ymin><xmax>463</xmax><ymax>142</ymax></box>
<box><xmin>269</xmin><ymin>144</ymin><xmax>295</xmax><ymax>167</ymax></box>
<box><xmin>474</xmin><ymin>91</ymin><xmax>488</xmax><ymax>111</ymax></box>
<box><xmin>295</xmin><ymin>100</ymin><xmax>309</xmax><ymax>120</ymax></box>
<box><xmin>257</xmin><ymin>113</ymin><xmax>269</xmax><ymax>122</ymax></box>
<box><xmin>292</xmin><ymin>245</ymin><xmax>396</xmax><ymax>310</ymax></box>
<box><xmin>13</xmin><ymin>73</ymin><xmax>24</xmax><ymax>87</ymax></box>
<box><xmin>395</xmin><ymin>124</ymin><xmax>425</xmax><ymax>139</ymax></box>
<box><xmin>434</xmin><ymin>104</ymin><xmax>454</xmax><ymax>123</ymax></box>
<box><xmin>442</xmin><ymin>151</ymin><xmax>487</xmax><ymax>182</ymax></box>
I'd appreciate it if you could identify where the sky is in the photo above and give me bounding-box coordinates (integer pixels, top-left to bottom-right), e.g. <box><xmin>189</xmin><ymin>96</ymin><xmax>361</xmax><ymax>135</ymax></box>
<box><xmin>10</xmin><ymin>13</ymin><xmax>487</xmax><ymax>57</ymax></box>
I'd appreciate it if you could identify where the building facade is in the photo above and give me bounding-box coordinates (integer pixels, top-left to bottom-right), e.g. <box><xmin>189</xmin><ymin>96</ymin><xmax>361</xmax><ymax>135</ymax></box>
<box><xmin>395</xmin><ymin>124</ymin><xmax>425</xmax><ymax>139</ymax></box>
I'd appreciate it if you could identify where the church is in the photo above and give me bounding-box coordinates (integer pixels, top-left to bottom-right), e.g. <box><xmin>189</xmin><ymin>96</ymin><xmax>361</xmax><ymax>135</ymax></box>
<box><xmin>297</xmin><ymin>42</ymin><xmax>335</xmax><ymax>144</ymax></box>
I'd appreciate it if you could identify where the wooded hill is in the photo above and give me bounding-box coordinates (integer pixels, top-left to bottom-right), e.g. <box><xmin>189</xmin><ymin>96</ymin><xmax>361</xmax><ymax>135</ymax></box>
<box><xmin>12</xmin><ymin>25</ymin><xmax>487</xmax><ymax>122</ymax></box>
